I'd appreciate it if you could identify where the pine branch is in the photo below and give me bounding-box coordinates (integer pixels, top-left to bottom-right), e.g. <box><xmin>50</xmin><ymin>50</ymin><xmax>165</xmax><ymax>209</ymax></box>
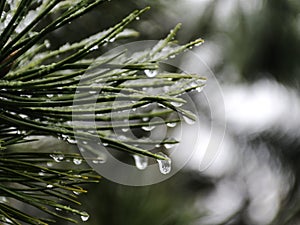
<box><xmin>0</xmin><ymin>0</ymin><xmax>206</xmax><ymax>224</ymax></box>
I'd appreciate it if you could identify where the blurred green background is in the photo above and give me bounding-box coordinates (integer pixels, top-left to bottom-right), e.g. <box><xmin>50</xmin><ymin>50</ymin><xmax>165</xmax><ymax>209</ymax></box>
<box><xmin>42</xmin><ymin>0</ymin><xmax>300</xmax><ymax>224</ymax></box>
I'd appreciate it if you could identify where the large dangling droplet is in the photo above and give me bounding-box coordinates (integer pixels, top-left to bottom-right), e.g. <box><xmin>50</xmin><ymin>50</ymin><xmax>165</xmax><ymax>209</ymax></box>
<box><xmin>133</xmin><ymin>154</ymin><xmax>148</xmax><ymax>170</ymax></box>
<box><xmin>156</xmin><ymin>152</ymin><xmax>172</xmax><ymax>174</ymax></box>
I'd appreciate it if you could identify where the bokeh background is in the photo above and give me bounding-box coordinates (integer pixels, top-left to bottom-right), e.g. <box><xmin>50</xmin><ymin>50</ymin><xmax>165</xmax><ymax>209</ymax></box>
<box><xmin>43</xmin><ymin>0</ymin><xmax>300</xmax><ymax>224</ymax></box>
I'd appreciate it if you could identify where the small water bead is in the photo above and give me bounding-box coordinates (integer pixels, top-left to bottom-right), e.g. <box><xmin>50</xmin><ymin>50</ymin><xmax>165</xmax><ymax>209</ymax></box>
<box><xmin>183</xmin><ymin>115</ymin><xmax>196</xmax><ymax>125</ymax></box>
<box><xmin>170</xmin><ymin>101</ymin><xmax>183</xmax><ymax>107</ymax></box>
<box><xmin>50</xmin><ymin>153</ymin><xmax>64</xmax><ymax>162</ymax></box>
<box><xmin>90</xmin><ymin>45</ymin><xmax>99</xmax><ymax>51</ymax></box>
<box><xmin>73</xmin><ymin>158</ymin><xmax>82</xmax><ymax>165</ymax></box>
<box><xmin>144</xmin><ymin>69</ymin><xmax>158</xmax><ymax>78</ymax></box>
<box><xmin>66</xmin><ymin>138</ymin><xmax>77</xmax><ymax>144</ymax></box>
<box><xmin>55</xmin><ymin>207</ymin><xmax>62</xmax><ymax>211</ymax></box>
<box><xmin>164</xmin><ymin>143</ymin><xmax>176</xmax><ymax>149</ymax></box>
<box><xmin>47</xmin><ymin>184</ymin><xmax>53</xmax><ymax>188</ymax></box>
<box><xmin>73</xmin><ymin>191</ymin><xmax>81</xmax><ymax>195</ymax></box>
<box><xmin>46</xmin><ymin>94</ymin><xmax>54</xmax><ymax>98</ymax></box>
<box><xmin>135</xmin><ymin>16</ymin><xmax>140</xmax><ymax>21</ymax></box>
<box><xmin>47</xmin><ymin>162</ymin><xmax>53</xmax><ymax>167</ymax></box>
<box><xmin>196</xmin><ymin>86</ymin><xmax>204</xmax><ymax>93</ymax></box>
<box><xmin>142</xmin><ymin>125</ymin><xmax>155</xmax><ymax>131</ymax></box>
<box><xmin>133</xmin><ymin>154</ymin><xmax>148</xmax><ymax>170</ymax></box>
<box><xmin>82</xmin><ymin>141</ymin><xmax>88</xmax><ymax>145</ymax></box>
<box><xmin>80</xmin><ymin>212</ymin><xmax>90</xmax><ymax>222</ymax></box>
<box><xmin>121</xmin><ymin>128</ymin><xmax>129</xmax><ymax>132</ymax></box>
<box><xmin>0</xmin><ymin>197</ymin><xmax>7</xmax><ymax>203</ymax></box>
<box><xmin>102</xmin><ymin>142</ymin><xmax>108</xmax><ymax>147</ymax></box>
<box><xmin>92</xmin><ymin>156</ymin><xmax>106</xmax><ymax>164</ymax></box>
<box><xmin>44</xmin><ymin>39</ymin><xmax>51</xmax><ymax>49</ymax></box>
<box><xmin>88</xmin><ymin>90</ymin><xmax>97</xmax><ymax>94</ymax></box>
<box><xmin>156</xmin><ymin>152</ymin><xmax>172</xmax><ymax>175</ymax></box>
<box><xmin>109</xmin><ymin>37</ymin><xmax>116</xmax><ymax>42</ymax></box>
<box><xmin>142</xmin><ymin>117</ymin><xmax>149</xmax><ymax>122</ymax></box>
<box><xmin>166</xmin><ymin>122</ymin><xmax>177</xmax><ymax>128</ymax></box>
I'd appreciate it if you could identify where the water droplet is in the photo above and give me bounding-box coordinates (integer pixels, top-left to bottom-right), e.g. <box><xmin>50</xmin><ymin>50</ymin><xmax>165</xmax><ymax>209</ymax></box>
<box><xmin>183</xmin><ymin>116</ymin><xmax>195</xmax><ymax>125</ymax></box>
<box><xmin>89</xmin><ymin>90</ymin><xmax>97</xmax><ymax>94</ymax></box>
<box><xmin>81</xmin><ymin>212</ymin><xmax>90</xmax><ymax>222</ymax></box>
<box><xmin>155</xmin><ymin>144</ymin><xmax>161</xmax><ymax>148</ymax></box>
<box><xmin>102</xmin><ymin>142</ymin><xmax>108</xmax><ymax>147</ymax></box>
<box><xmin>166</xmin><ymin>122</ymin><xmax>177</xmax><ymax>128</ymax></box>
<box><xmin>169</xmin><ymin>55</ymin><xmax>176</xmax><ymax>59</ymax></box>
<box><xmin>135</xmin><ymin>16</ymin><xmax>140</xmax><ymax>20</ymax></box>
<box><xmin>142</xmin><ymin>117</ymin><xmax>149</xmax><ymax>122</ymax></box>
<box><xmin>90</xmin><ymin>45</ymin><xmax>98</xmax><ymax>50</ymax></box>
<box><xmin>133</xmin><ymin>155</ymin><xmax>148</xmax><ymax>170</ymax></box>
<box><xmin>47</xmin><ymin>184</ymin><xmax>53</xmax><ymax>188</ymax></box>
<box><xmin>46</xmin><ymin>94</ymin><xmax>53</xmax><ymax>98</ymax></box>
<box><xmin>55</xmin><ymin>207</ymin><xmax>62</xmax><ymax>211</ymax></box>
<box><xmin>44</xmin><ymin>40</ymin><xmax>51</xmax><ymax>49</ymax></box>
<box><xmin>156</xmin><ymin>152</ymin><xmax>172</xmax><ymax>175</ymax></box>
<box><xmin>144</xmin><ymin>69</ymin><xmax>158</xmax><ymax>78</ymax></box>
<box><xmin>121</xmin><ymin>128</ymin><xmax>129</xmax><ymax>132</ymax></box>
<box><xmin>142</xmin><ymin>125</ymin><xmax>155</xmax><ymax>131</ymax></box>
<box><xmin>50</xmin><ymin>153</ymin><xmax>64</xmax><ymax>162</ymax></box>
<box><xmin>67</xmin><ymin>138</ymin><xmax>77</xmax><ymax>144</ymax></box>
<box><xmin>82</xmin><ymin>141</ymin><xmax>88</xmax><ymax>145</ymax></box>
<box><xmin>170</xmin><ymin>102</ymin><xmax>183</xmax><ymax>107</ymax></box>
<box><xmin>73</xmin><ymin>158</ymin><xmax>82</xmax><ymax>165</ymax></box>
<box><xmin>73</xmin><ymin>191</ymin><xmax>80</xmax><ymax>195</ymax></box>
<box><xmin>47</xmin><ymin>162</ymin><xmax>53</xmax><ymax>167</ymax></box>
<box><xmin>196</xmin><ymin>86</ymin><xmax>204</xmax><ymax>92</ymax></box>
<box><xmin>38</xmin><ymin>171</ymin><xmax>45</xmax><ymax>176</ymax></box>
<box><xmin>164</xmin><ymin>143</ymin><xmax>176</xmax><ymax>149</ymax></box>
<box><xmin>92</xmin><ymin>155</ymin><xmax>106</xmax><ymax>164</ymax></box>
<box><xmin>109</xmin><ymin>37</ymin><xmax>116</xmax><ymax>42</ymax></box>
<box><xmin>0</xmin><ymin>197</ymin><xmax>7</xmax><ymax>203</ymax></box>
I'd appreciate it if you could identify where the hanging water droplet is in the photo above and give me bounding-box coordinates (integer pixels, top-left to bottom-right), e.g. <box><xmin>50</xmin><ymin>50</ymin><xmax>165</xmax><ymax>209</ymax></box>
<box><xmin>73</xmin><ymin>158</ymin><xmax>82</xmax><ymax>165</ymax></box>
<box><xmin>135</xmin><ymin>16</ymin><xmax>140</xmax><ymax>20</ymax></box>
<box><xmin>81</xmin><ymin>212</ymin><xmax>90</xmax><ymax>222</ymax></box>
<box><xmin>55</xmin><ymin>207</ymin><xmax>62</xmax><ymax>211</ymax></box>
<box><xmin>144</xmin><ymin>69</ymin><xmax>158</xmax><ymax>78</ymax></box>
<box><xmin>89</xmin><ymin>90</ymin><xmax>97</xmax><ymax>94</ymax></box>
<box><xmin>155</xmin><ymin>144</ymin><xmax>161</xmax><ymax>148</ymax></box>
<box><xmin>169</xmin><ymin>55</ymin><xmax>176</xmax><ymax>59</ymax></box>
<box><xmin>109</xmin><ymin>37</ymin><xmax>116</xmax><ymax>42</ymax></box>
<box><xmin>82</xmin><ymin>141</ymin><xmax>88</xmax><ymax>145</ymax></box>
<box><xmin>47</xmin><ymin>162</ymin><xmax>53</xmax><ymax>167</ymax></box>
<box><xmin>170</xmin><ymin>101</ymin><xmax>183</xmax><ymax>107</ymax></box>
<box><xmin>50</xmin><ymin>153</ymin><xmax>64</xmax><ymax>162</ymax></box>
<box><xmin>73</xmin><ymin>191</ymin><xmax>81</xmax><ymax>195</ymax></box>
<box><xmin>133</xmin><ymin>154</ymin><xmax>148</xmax><ymax>170</ymax></box>
<box><xmin>166</xmin><ymin>122</ymin><xmax>177</xmax><ymax>128</ymax></box>
<box><xmin>46</xmin><ymin>94</ymin><xmax>53</xmax><ymax>98</ymax></box>
<box><xmin>156</xmin><ymin>152</ymin><xmax>172</xmax><ymax>175</ymax></box>
<box><xmin>142</xmin><ymin>125</ymin><xmax>155</xmax><ymax>131</ymax></box>
<box><xmin>183</xmin><ymin>115</ymin><xmax>195</xmax><ymax>125</ymax></box>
